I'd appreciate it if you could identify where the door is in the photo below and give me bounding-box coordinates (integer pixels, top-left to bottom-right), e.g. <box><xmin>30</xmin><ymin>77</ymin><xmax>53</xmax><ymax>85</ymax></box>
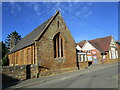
<box><xmin>93</xmin><ymin>55</ymin><xmax>98</xmax><ymax>64</ymax></box>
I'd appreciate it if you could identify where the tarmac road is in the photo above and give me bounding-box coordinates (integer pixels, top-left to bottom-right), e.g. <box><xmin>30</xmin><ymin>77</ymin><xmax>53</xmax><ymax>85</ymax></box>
<box><xmin>4</xmin><ymin>62</ymin><xmax>119</xmax><ymax>89</ymax></box>
<box><xmin>26</xmin><ymin>62</ymin><xmax>119</xmax><ymax>88</ymax></box>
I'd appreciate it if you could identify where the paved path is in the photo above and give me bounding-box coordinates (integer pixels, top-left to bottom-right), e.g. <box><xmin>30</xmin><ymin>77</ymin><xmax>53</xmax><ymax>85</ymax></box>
<box><xmin>3</xmin><ymin>62</ymin><xmax>119</xmax><ymax>89</ymax></box>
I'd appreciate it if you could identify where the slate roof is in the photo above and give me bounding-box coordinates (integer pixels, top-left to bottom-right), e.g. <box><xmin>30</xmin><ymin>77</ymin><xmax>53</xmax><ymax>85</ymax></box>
<box><xmin>9</xmin><ymin>11</ymin><xmax>59</xmax><ymax>54</ymax></box>
<box><xmin>88</xmin><ymin>36</ymin><xmax>112</xmax><ymax>53</ymax></box>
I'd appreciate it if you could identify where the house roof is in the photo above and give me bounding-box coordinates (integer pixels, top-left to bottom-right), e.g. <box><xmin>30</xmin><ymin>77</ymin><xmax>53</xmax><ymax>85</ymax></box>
<box><xmin>9</xmin><ymin>11</ymin><xmax>60</xmax><ymax>54</ymax></box>
<box><xmin>77</xmin><ymin>40</ymin><xmax>86</xmax><ymax>48</ymax></box>
<box><xmin>88</xmin><ymin>36</ymin><xmax>112</xmax><ymax>53</ymax></box>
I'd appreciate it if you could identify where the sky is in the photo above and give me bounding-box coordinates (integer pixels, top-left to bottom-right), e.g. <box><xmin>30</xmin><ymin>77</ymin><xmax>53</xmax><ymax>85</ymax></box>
<box><xmin>2</xmin><ymin>2</ymin><xmax>118</xmax><ymax>43</ymax></box>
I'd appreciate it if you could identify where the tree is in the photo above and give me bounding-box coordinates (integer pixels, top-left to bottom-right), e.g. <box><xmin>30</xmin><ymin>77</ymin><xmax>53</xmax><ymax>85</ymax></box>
<box><xmin>0</xmin><ymin>41</ymin><xmax>9</xmax><ymax>66</ymax></box>
<box><xmin>5</xmin><ymin>31</ymin><xmax>21</xmax><ymax>50</ymax></box>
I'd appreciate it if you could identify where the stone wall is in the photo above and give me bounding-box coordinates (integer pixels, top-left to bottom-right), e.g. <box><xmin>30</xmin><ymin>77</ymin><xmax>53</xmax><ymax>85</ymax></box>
<box><xmin>35</xmin><ymin>12</ymin><xmax>77</xmax><ymax>70</ymax></box>
<box><xmin>2</xmin><ymin>64</ymin><xmax>38</xmax><ymax>83</ymax></box>
<box><xmin>2</xmin><ymin>65</ymin><xmax>26</xmax><ymax>83</ymax></box>
<box><xmin>2</xmin><ymin>64</ymin><xmax>78</xmax><ymax>83</ymax></box>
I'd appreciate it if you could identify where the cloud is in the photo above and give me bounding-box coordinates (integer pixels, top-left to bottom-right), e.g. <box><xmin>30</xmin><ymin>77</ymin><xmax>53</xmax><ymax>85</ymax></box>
<box><xmin>9</xmin><ymin>2</ymin><xmax>22</xmax><ymax>16</ymax></box>
<box><xmin>11</xmin><ymin>10</ymin><xmax>14</xmax><ymax>14</ymax></box>
<box><xmin>34</xmin><ymin>4</ymin><xmax>41</xmax><ymax>15</ymax></box>
<box><xmin>83</xmin><ymin>11</ymin><xmax>92</xmax><ymax>18</ymax></box>
<box><xmin>8</xmin><ymin>2</ymin><xmax>93</xmax><ymax>18</ymax></box>
<box><xmin>27</xmin><ymin>2</ymin><xmax>42</xmax><ymax>15</ymax></box>
<box><xmin>51</xmin><ymin>2</ymin><xmax>93</xmax><ymax>18</ymax></box>
<box><xmin>16</xmin><ymin>4</ymin><xmax>22</xmax><ymax>12</ymax></box>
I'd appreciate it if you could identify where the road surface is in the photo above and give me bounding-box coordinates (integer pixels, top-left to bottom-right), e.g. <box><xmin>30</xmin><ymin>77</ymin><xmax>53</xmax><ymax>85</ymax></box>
<box><xmin>25</xmin><ymin>63</ymin><xmax>119</xmax><ymax>88</ymax></box>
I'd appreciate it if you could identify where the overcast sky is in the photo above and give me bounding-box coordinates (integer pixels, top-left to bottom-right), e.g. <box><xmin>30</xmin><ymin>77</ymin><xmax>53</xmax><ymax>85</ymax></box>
<box><xmin>2</xmin><ymin>2</ymin><xmax>118</xmax><ymax>43</ymax></box>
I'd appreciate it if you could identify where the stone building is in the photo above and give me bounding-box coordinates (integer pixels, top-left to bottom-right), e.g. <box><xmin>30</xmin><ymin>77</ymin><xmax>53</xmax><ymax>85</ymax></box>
<box><xmin>8</xmin><ymin>11</ymin><xmax>77</xmax><ymax>71</ymax></box>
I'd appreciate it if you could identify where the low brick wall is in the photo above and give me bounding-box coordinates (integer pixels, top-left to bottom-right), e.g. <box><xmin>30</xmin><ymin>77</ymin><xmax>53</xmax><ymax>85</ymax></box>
<box><xmin>106</xmin><ymin>59</ymin><xmax>119</xmax><ymax>64</ymax></box>
<box><xmin>100</xmin><ymin>59</ymin><xmax>119</xmax><ymax>64</ymax></box>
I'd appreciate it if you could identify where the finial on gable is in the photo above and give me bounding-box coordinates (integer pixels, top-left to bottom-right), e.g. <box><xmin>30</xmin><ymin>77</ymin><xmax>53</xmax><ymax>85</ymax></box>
<box><xmin>56</xmin><ymin>10</ymin><xmax>60</xmax><ymax>14</ymax></box>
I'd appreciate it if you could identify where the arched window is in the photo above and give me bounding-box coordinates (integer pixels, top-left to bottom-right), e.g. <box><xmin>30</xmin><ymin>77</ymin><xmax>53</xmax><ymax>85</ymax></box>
<box><xmin>53</xmin><ymin>33</ymin><xmax>64</xmax><ymax>58</ymax></box>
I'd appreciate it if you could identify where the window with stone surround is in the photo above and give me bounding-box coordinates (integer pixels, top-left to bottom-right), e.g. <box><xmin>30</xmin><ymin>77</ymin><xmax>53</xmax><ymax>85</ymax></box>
<box><xmin>53</xmin><ymin>33</ymin><xmax>64</xmax><ymax>58</ymax></box>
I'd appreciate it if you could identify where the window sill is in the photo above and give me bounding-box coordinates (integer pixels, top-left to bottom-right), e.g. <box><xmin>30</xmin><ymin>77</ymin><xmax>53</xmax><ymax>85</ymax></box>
<box><xmin>54</xmin><ymin>57</ymin><xmax>66</xmax><ymax>63</ymax></box>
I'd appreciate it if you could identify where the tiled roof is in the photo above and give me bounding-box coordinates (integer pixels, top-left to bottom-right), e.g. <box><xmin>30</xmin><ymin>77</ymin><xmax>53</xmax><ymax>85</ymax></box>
<box><xmin>9</xmin><ymin>11</ymin><xmax>59</xmax><ymax>54</ymax></box>
<box><xmin>88</xmin><ymin>36</ymin><xmax>112</xmax><ymax>53</ymax></box>
<box><xmin>77</xmin><ymin>40</ymin><xmax>86</xmax><ymax>48</ymax></box>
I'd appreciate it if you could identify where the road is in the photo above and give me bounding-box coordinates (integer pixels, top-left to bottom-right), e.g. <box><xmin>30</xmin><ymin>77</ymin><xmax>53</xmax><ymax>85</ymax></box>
<box><xmin>26</xmin><ymin>62</ymin><xmax>119</xmax><ymax>88</ymax></box>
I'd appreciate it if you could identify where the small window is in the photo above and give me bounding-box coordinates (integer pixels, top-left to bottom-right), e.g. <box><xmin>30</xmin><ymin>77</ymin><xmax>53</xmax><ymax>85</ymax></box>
<box><xmin>84</xmin><ymin>55</ymin><xmax>87</xmax><ymax>61</ymax></box>
<box><xmin>57</xmin><ymin>21</ymin><xmax>59</xmax><ymax>28</ymax></box>
<box><xmin>80</xmin><ymin>55</ymin><xmax>83</xmax><ymax>62</ymax></box>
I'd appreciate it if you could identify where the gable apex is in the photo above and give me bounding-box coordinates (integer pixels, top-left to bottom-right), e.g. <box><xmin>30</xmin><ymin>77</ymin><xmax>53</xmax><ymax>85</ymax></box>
<box><xmin>35</xmin><ymin>10</ymin><xmax>60</xmax><ymax>41</ymax></box>
<box><xmin>9</xmin><ymin>11</ymin><xmax>62</xmax><ymax>54</ymax></box>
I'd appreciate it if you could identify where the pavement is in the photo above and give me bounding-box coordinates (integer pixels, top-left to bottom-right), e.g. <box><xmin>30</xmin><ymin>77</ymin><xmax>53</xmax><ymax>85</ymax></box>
<box><xmin>2</xmin><ymin>62</ymin><xmax>119</xmax><ymax>89</ymax></box>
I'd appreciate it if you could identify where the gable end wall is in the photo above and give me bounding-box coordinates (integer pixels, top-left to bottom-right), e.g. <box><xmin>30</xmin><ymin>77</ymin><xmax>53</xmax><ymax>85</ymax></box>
<box><xmin>35</xmin><ymin>13</ymin><xmax>77</xmax><ymax>70</ymax></box>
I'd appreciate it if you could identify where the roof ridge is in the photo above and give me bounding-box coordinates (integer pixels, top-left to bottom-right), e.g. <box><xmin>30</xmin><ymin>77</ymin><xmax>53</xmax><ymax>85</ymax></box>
<box><xmin>89</xmin><ymin>36</ymin><xmax>112</xmax><ymax>41</ymax></box>
<box><xmin>9</xmin><ymin>11</ymin><xmax>60</xmax><ymax>54</ymax></box>
<box><xmin>35</xmin><ymin>10</ymin><xmax>60</xmax><ymax>41</ymax></box>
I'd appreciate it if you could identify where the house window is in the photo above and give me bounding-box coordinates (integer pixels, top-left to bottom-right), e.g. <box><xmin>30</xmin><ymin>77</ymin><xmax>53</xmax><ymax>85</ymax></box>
<box><xmin>116</xmin><ymin>50</ymin><xmax>118</xmax><ymax>58</ymax></box>
<box><xmin>87</xmin><ymin>50</ymin><xmax>91</xmax><ymax>54</ymax></box>
<box><xmin>53</xmin><ymin>33</ymin><xmax>64</xmax><ymax>58</ymax></box>
<box><xmin>109</xmin><ymin>50</ymin><xmax>111</xmax><ymax>59</ymax></box>
<box><xmin>111</xmin><ymin>47</ymin><xmax>116</xmax><ymax>59</ymax></box>
<box><xmin>84</xmin><ymin>55</ymin><xmax>87</xmax><ymax>61</ymax></box>
<box><xmin>79</xmin><ymin>54</ymin><xmax>87</xmax><ymax>62</ymax></box>
<box><xmin>80</xmin><ymin>55</ymin><xmax>83</xmax><ymax>62</ymax></box>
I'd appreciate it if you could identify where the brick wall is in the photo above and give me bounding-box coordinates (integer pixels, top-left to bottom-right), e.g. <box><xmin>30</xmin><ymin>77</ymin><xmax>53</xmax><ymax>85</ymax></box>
<box><xmin>104</xmin><ymin>53</ymin><xmax>119</xmax><ymax>64</ymax></box>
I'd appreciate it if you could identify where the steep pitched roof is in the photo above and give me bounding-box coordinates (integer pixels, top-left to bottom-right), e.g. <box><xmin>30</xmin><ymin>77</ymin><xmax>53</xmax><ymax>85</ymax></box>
<box><xmin>77</xmin><ymin>40</ymin><xmax>86</xmax><ymax>48</ymax></box>
<box><xmin>88</xmin><ymin>36</ymin><xmax>112</xmax><ymax>53</ymax></box>
<box><xmin>9</xmin><ymin>11</ymin><xmax>60</xmax><ymax>54</ymax></box>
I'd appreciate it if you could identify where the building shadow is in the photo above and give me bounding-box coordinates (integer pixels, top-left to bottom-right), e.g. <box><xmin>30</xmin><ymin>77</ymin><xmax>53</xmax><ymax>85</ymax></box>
<box><xmin>2</xmin><ymin>73</ymin><xmax>20</xmax><ymax>89</ymax></box>
<box><xmin>76</xmin><ymin>49</ymin><xmax>80</xmax><ymax>70</ymax></box>
<box><xmin>37</xmin><ymin>66</ymin><xmax>49</xmax><ymax>78</ymax></box>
